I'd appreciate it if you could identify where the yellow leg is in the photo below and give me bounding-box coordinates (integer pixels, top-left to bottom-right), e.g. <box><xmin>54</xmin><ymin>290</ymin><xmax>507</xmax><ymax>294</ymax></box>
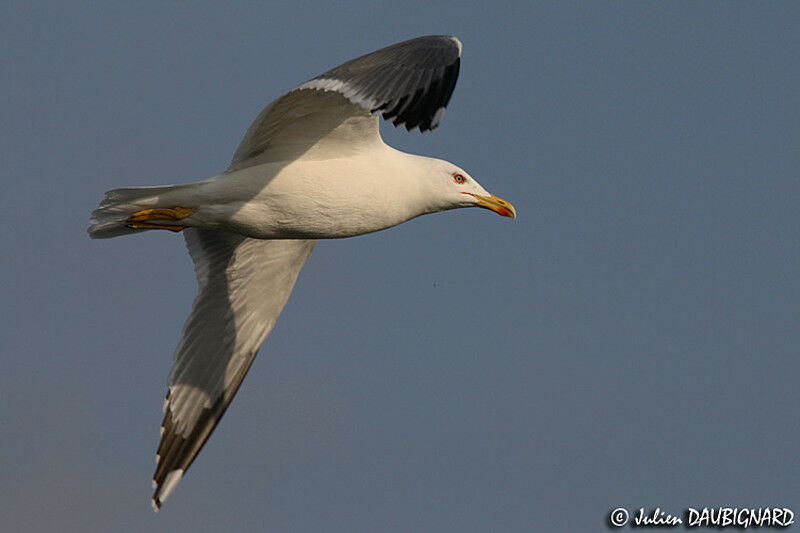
<box><xmin>126</xmin><ymin>206</ymin><xmax>195</xmax><ymax>232</ymax></box>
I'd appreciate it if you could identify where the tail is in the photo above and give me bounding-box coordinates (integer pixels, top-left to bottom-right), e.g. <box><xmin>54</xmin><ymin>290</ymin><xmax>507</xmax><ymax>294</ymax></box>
<box><xmin>88</xmin><ymin>183</ymin><xmax>198</xmax><ymax>239</ymax></box>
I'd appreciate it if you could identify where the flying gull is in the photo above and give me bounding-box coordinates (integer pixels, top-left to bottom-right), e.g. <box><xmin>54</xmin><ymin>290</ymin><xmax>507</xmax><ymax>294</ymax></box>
<box><xmin>88</xmin><ymin>35</ymin><xmax>515</xmax><ymax>510</ymax></box>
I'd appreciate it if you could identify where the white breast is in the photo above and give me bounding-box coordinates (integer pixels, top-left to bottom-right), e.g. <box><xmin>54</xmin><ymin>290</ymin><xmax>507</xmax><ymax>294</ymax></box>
<box><xmin>195</xmin><ymin>146</ymin><xmax>430</xmax><ymax>239</ymax></box>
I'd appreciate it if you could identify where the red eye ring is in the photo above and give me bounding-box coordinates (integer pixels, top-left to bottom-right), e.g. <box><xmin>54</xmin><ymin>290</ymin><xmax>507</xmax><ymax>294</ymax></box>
<box><xmin>453</xmin><ymin>173</ymin><xmax>466</xmax><ymax>184</ymax></box>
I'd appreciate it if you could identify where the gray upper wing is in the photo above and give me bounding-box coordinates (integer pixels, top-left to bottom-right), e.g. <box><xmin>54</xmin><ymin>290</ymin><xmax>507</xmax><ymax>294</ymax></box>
<box><xmin>299</xmin><ymin>35</ymin><xmax>462</xmax><ymax>132</ymax></box>
<box><xmin>229</xmin><ymin>35</ymin><xmax>462</xmax><ymax>171</ymax></box>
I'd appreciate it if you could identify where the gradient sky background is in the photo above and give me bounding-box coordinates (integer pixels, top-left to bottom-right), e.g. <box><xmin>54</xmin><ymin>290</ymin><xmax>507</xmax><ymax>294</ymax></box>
<box><xmin>2</xmin><ymin>2</ymin><xmax>798</xmax><ymax>531</ymax></box>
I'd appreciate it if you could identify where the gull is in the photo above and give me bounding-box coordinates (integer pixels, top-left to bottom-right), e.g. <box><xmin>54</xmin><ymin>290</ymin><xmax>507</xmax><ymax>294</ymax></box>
<box><xmin>88</xmin><ymin>35</ymin><xmax>515</xmax><ymax>510</ymax></box>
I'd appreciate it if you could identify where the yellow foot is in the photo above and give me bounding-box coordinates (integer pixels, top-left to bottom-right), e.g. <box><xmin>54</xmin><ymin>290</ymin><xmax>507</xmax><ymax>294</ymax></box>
<box><xmin>126</xmin><ymin>206</ymin><xmax>195</xmax><ymax>232</ymax></box>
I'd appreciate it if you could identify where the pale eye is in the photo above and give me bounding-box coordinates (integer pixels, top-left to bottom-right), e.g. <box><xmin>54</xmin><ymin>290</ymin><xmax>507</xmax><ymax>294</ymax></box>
<box><xmin>453</xmin><ymin>173</ymin><xmax>466</xmax><ymax>184</ymax></box>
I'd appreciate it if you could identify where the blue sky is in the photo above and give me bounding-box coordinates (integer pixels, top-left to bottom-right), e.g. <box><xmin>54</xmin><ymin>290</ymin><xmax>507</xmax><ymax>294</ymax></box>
<box><xmin>2</xmin><ymin>2</ymin><xmax>798</xmax><ymax>531</ymax></box>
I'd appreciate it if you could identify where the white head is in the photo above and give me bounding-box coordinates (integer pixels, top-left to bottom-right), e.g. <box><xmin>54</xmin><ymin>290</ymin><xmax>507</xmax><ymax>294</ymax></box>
<box><xmin>419</xmin><ymin>158</ymin><xmax>516</xmax><ymax>218</ymax></box>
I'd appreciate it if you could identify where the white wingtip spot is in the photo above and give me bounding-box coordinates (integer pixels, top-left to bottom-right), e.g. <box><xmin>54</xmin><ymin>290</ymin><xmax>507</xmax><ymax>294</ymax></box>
<box><xmin>155</xmin><ymin>469</ymin><xmax>184</xmax><ymax>508</ymax></box>
<box><xmin>151</xmin><ymin>498</ymin><xmax>160</xmax><ymax>513</ymax></box>
<box><xmin>451</xmin><ymin>36</ymin><xmax>463</xmax><ymax>56</ymax></box>
<box><xmin>431</xmin><ymin>107</ymin><xmax>446</xmax><ymax>128</ymax></box>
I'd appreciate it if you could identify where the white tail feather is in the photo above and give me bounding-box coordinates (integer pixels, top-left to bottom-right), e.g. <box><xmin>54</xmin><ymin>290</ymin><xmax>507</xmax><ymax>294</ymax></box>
<box><xmin>88</xmin><ymin>183</ymin><xmax>197</xmax><ymax>239</ymax></box>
